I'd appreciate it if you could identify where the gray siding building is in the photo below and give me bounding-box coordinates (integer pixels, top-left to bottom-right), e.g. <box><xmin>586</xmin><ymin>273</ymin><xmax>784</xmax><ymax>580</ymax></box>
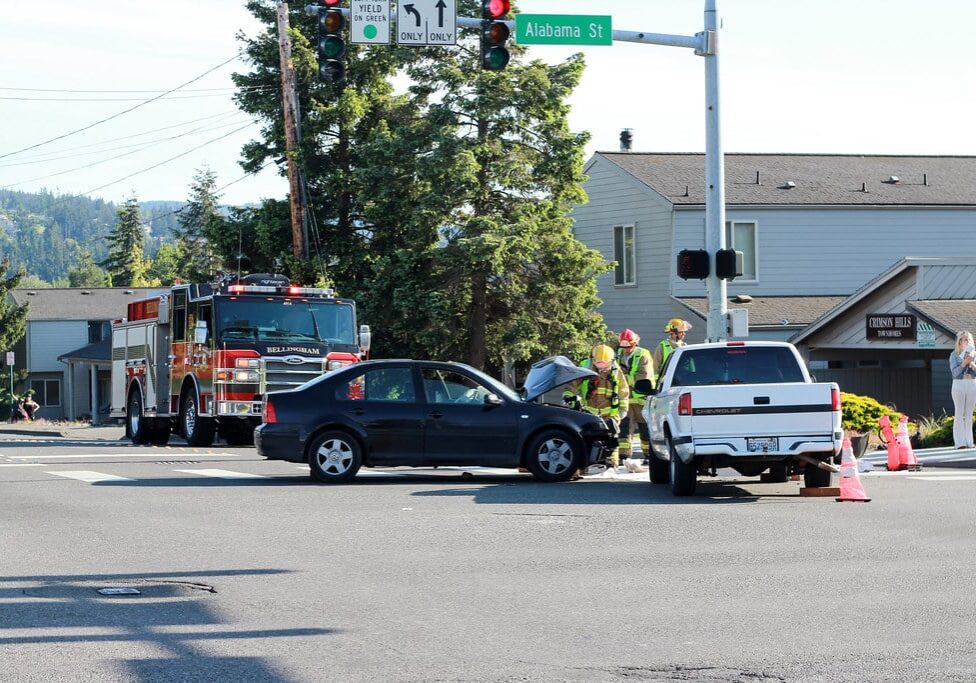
<box><xmin>571</xmin><ymin>152</ymin><xmax>976</xmax><ymax>416</ymax></box>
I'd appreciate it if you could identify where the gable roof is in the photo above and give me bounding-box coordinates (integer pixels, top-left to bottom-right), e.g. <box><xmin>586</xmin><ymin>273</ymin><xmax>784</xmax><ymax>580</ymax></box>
<box><xmin>907</xmin><ymin>300</ymin><xmax>976</xmax><ymax>337</ymax></box>
<box><xmin>9</xmin><ymin>287</ymin><xmax>160</xmax><ymax>321</ymax></box>
<box><xmin>676</xmin><ymin>295</ymin><xmax>847</xmax><ymax>328</ymax></box>
<box><xmin>597</xmin><ymin>152</ymin><xmax>976</xmax><ymax>207</ymax></box>
<box><xmin>58</xmin><ymin>337</ymin><xmax>112</xmax><ymax>364</ymax></box>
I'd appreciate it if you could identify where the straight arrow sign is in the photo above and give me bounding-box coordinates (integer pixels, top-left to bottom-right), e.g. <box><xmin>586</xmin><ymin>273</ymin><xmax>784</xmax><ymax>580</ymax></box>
<box><xmin>397</xmin><ymin>0</ymin><xmax>456</xmax><ymax>45</ymax></box>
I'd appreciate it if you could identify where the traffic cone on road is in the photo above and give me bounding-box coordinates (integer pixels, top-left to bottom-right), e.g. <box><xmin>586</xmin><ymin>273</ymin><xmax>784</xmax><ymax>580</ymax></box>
<box><xmin>896</xmin><ymin>415</ymin><xmax>922</xmax><ymax>471</ymax></box>
<box><xmin>879</xmin><ymin>415</ymin><xmax>900</xmax><ymax>471</ymax></box>
<box><xmin>836</xmin><ymin>438</ymin><xmax>871</xmax><ymax>503</ymax></box>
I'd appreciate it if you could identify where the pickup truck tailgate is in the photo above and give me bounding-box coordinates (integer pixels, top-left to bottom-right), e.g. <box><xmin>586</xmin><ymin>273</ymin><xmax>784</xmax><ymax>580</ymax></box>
<box><xmin>689</xmin><ymin>383</ymin><xmax>836</xmax><ymax>449</ymax></box>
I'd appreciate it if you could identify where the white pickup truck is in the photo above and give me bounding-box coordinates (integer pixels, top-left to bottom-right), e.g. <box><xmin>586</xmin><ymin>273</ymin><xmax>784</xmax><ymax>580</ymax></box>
<box><xmin>641</xmin><ymin>341</ymin><xmax>842</xmax><ymax>496</ymax></box>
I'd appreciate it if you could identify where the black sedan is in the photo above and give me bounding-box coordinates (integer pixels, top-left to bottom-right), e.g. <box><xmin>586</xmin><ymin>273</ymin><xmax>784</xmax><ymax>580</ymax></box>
<box><xmin>254</xmin><ymin>358</ymin><xmax>616</xmax><ymax>483</ymax></box>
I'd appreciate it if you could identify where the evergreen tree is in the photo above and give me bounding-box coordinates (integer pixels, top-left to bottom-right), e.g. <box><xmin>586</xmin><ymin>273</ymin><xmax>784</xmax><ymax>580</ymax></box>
<box><xmin>67</xmin><ymin>250</ymin><xmax>110</xmax><ymax>287</ymax></box>
<box><xmin>145</xmin><ymin>242</ymin><xmax>182</xmax><ymax>286</ymax></box>
<box><xmin>173</xmin><ymin>167</ymin><xmax>225</xmax><ymax>282</ymax></box>
<box><xmin>0</xmin><ymin>258</ymin><xmax>28</xmax><ymax>354</ymax></box>
<box><xmin>102</xmin><ymin>195</ymin><xmax>149</xmax><ymax>287</ymax></box>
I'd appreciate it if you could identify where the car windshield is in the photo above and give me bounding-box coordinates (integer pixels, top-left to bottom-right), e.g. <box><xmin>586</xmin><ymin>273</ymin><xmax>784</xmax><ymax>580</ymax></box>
<box><xmin>215</xmin><ymin>299</ymin><xmax>356</xmax><ymax>345</ymax></box>
<box><xmin>670</xmin><ymin>346</ymin><xmax>806</xmax><ymax>387</ymax></box>
<box><xmin>461</xmin><ymin>366</ymin><xmax>520</xmax><ymax>401</ymax></box>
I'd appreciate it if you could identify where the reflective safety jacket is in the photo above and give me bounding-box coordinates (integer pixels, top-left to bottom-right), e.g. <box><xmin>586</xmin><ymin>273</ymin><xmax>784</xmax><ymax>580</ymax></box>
<box><xmin>567</xmin><ymin>358</ymin><xmax>629</xmax><ymax>419</ymax></box>
<box><xmin>617</xmin><ymin>346</ymin><xmax>656</xmax><ymax>407</ymax></box>
<box><xmin>653</xmin><ymin>338</ymin><xmax>686</xmax><ymax>371</ymax></box>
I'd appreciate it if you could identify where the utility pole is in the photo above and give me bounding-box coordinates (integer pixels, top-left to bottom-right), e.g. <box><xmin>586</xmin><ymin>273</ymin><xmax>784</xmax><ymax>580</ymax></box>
<box><xmin>276</xmin><ymin>2</ymin><xmax>307</xmax><ymax>260</ymax></box>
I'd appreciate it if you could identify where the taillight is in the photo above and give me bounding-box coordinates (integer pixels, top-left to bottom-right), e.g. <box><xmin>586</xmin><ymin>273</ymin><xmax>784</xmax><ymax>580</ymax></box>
<box><xmin>678</xmin><ymin>392</ymin><xmax>692</xmax><ymax>416</ymax></box>
<box><xmin>263</xmin><ymin>399</ymin><xmax>277</xmax><ymax>424</ymax></box>
<box><xmin>831</xmin><ymin>387</ymin><xmax>841</xmax><ymax>411</ymax></box>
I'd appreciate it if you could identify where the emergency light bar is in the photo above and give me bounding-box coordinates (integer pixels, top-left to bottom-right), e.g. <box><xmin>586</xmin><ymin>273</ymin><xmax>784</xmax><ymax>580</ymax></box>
<box><xmin>225</xmin><ymin>284</ymin><xmax>336</xmax><ymax>297</ymax></box>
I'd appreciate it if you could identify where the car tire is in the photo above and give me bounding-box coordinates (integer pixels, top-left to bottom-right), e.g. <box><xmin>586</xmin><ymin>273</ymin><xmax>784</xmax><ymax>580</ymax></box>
<box><xmin>669</xmin><ymin>439</ymin><xmax>697</xmax><ymax>496</ymax></box>
<box><xmin>525</xmin><ymin>429</ymin><xmax>581</xmax><ymax>483</ymax></box>
<box><xmin>804</xmin><ymin>458</ymin><xmax>832</xmax><ymax>488</ymax></box>
<box><xmin>308</xmin><ymin>430</ymin><xmax>362</xmax><ymax>483</ymax></box>
<box><xmin>127</xmin><ymin>388</ymin><xmax>151</xmax><ymax>445</ymax></box>
<box><xmin>766</xmin><ymin>461</ymin><xmax>789</xmax><ymax>483</ymax></box>
<box><xmin>180</xmin><ymin>389</ymin><xmax>215</xmax><ymax>447</ymax></box>
<box><xmin>649</xmin><ymin>453</ymin><xmax>670</xmax><ymax>484</ymax></box>
<box><xmin>151</xmin><ymin>418</ymin><xmax>171</xmax><ymax>446</ymax></box>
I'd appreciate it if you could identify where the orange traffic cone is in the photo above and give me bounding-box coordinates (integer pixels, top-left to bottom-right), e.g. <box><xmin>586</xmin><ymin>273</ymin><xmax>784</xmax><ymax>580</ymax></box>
<box><xmin>896</xmin><ymin>416</ymin><xmax>922</xmax><ymax>471</ymax></box>
<box><xmin>836</xmin><ymin>438</ymin><xmax>871</xmax><ymax>503</ymax></box>
<box><xmin>879</xmin><ymin>415</ymin><xmax>900</xmax><ymax>471</ymax></box>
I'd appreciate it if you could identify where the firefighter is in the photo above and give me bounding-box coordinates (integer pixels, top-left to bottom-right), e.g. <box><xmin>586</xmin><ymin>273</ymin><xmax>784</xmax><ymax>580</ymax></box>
<box><xmin>562</xmin><ymin>344</ymin><xmax>629</xmax><ymax>473</ymax></box>
<box><xmin>654</xmin><ymin>318</ymin><xmax>692</xmax><ymax>371</ymax></box>
<box><xmin>616</xmin><ymin>329</ymin><xmax>655</xmax><ymax>462</ymax></box>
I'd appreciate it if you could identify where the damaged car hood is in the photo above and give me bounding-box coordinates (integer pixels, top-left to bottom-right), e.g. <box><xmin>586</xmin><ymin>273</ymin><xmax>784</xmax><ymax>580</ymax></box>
<box><xmin>522</xmin><ymin>355</ymin><xmax>597</xmax><ymax>401</ymax></box>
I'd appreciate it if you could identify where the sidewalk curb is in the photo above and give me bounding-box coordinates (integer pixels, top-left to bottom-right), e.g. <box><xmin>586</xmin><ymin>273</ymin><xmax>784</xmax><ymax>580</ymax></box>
<box><xmin>0</xmin><ymin>427</ymin><xmax>66</xmax><ymax>438</ymax></box>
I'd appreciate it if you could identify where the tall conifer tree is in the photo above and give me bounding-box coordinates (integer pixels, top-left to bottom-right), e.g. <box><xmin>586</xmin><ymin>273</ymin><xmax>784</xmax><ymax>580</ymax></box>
<box><xmin>102</xmin><ymin>195</ymin><xmax>149</xmax><ymax>286</ymax></box>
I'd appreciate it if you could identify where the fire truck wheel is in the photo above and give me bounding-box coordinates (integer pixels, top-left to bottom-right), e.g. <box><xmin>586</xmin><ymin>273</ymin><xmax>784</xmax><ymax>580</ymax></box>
<box><xmin>180</xmin><ymin>389</ymin><xmax>216</xmax><ymax>447</ymax></box>
<box><xmin>127</xmin><ymin>389</ymin><xmax>151</xmax><ymax>445</ymax></box>
<box><xmin>151</xmin><ymin>419</ymin><xmax>171</xmax><ymax>446</ymax></box>
<box><xmin>308</xmin><ymin>430</ymin><xmax>362</xmax><ymax>483</ymax></box>
<box><xmin>222</xmin><ymin>421</ymin><xmax>254</xmax><ymax>447</ymax></box>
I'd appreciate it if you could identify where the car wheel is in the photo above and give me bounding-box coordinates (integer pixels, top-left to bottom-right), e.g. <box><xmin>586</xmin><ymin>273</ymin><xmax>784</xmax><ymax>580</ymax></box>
<box><xmin>127</xmin><ymin>388</ymin><xmax>151</xmax><ymax>445</ymax></box>
<box><xmin>151</xmin><ymin>418</ymin><xmax>171</xmax><ymax>446</ymax></box>
<box><xmin>308</xmin><ymin>430</ymin><xmax>362</xmax><ymax>483</ymax></box>
<box><xmin>649</xmin><ymin>453</ymin><xmax>670</xmax><ymax>484</ymax></box>
<box><xmin>525</xmin><ymin>429</ymin><xmax>581</xmax><ymax>483</ymax></box>
<box><xmin>804</xmin><ymin>457</ymin><xmax>832</xmax><ymax>488</ymax></box>
<box><xmin>669</xmin><ymin>439</ymin><xmax>697</xmax><ymax>496</ymax></box>
<box><xmin>766</xmin><ymin>461</ymin><xmax>789</xmax><ymax>483</ymax></box>
<box><xmin>181</xmin><ymin>389</ymin><xmax>215</xmax><ymax>447</ymax></box>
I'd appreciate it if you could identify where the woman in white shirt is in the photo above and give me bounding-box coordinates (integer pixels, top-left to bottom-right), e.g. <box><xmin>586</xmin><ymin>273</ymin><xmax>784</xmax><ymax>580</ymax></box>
<box><xmin>949</xmin><ymin>330</ymin><xmax>976</xmax><ymax>449</ymax></box>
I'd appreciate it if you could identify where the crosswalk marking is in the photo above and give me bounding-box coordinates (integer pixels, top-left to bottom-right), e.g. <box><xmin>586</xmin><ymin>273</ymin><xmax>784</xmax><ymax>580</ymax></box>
<box><xmin>12</xmin><ymin>453</ymin><xmax>239</xmax><ymax>460</ymax></box>
<box><xmin>173</xmin><ymin>469</ymin><xmax>269</xmax><ymax>479</ymax></box>
<box><xmin>46</xmin><ymin>470</ymin><xmax>134</xmax><ymax>483</ymax></box>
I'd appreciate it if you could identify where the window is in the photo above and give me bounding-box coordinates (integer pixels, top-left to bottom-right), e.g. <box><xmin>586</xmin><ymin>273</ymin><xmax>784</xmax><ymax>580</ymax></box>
<box><xmin>670</xmin><ymin>346</ymin><xmax>805</xmax><ymax>387</ymax></box>
<box><xmin>335</xmin><ymin>367</ymin><xmax>415</xmax><ymax>403</ymax></box>
<box><xmin>30</xmin><ymin>379</ymin><xmax>61</xmax><ymax>407</ymax></box>
<box><xmin>172</xmin><ymin>290</ymin><xmax>187</xmax><ymax>342</ymax></box>
<box><xmin>88</xmin><ymin>320</ymin><xmax>110</xmax><ymax>344</ymax></box>
<box><xmin>613</xmin><ymin>224</ymin><xmax>636</xmax><ymax>286</ymax></box>
<box><xmin>724</xmin><ymin>221</ymin><xmax>758</xmax><ymax>281</ymax></box>
<box><xmin>421</xmin><ymin>368</ymin><xmax>493</xmax><ymax>405</ymax></box>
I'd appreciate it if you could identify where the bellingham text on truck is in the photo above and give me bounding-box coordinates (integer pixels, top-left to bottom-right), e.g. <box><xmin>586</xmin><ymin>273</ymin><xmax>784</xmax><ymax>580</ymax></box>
<box><xmin>110</xmin><ymin>273</ymin><xmax>371</xmax><ymax>447</ymax></box>
<box><xmin>642</xmin><ymin>341</ymin><xmax>842</xmax><ymax>496</ymax></box>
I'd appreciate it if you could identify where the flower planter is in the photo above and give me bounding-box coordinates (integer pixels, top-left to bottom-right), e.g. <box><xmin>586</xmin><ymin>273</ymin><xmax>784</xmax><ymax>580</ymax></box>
<box><xmin>849</xmin><ymin>433</ymin><xmax>870</xmax><ymax>458</ymax></box>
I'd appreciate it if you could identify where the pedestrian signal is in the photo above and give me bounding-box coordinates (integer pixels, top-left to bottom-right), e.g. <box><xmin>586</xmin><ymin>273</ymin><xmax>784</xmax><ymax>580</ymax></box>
<box><xmin>677</xmin><ymin>249</ymin><xmax>709</xmax><ymax>280</ymax></box>
<box><xmin>715</xmin><ymin>248</ymin><xmax>743</xmax><ymax>280</ymax></box>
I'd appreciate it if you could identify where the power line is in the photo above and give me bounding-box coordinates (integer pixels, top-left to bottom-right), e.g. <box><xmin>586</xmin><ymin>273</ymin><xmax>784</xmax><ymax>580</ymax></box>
<box><xmin>143</xmin><ymin>161</ymin><xmax>278</xmax><ymax>225</ymax></box>
<box><xmin>0</xmin><ymin>53</ymin><xmax>245</xmax><ymax>161</ymax></box>
<box><xmin>0</xmin><ymin>88</ymin><xmax>276</xmax><ymax>103</ymax></box>
<box><xmin>0</xmin><ymin>86</ymin><xmax>267</xmax><ymax>94</ymax></box>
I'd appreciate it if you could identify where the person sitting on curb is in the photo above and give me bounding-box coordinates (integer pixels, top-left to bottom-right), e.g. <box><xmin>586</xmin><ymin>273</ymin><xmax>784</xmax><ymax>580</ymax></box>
<box><xmin>22</xmin><ymin>391</ymin><xmax>39</xmax><ymax>421</ymax></box>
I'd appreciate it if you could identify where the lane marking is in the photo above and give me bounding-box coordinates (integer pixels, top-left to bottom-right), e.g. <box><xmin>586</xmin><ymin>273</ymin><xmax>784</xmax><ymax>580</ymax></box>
<box><xmin>12</xmin><ymin>453</ymin><xmax>240</xmax><ymax>460</ymax></box>
<box><xmin>173</xmin><ymin>469</ymin><xmax>269</xmax><ymax>479</ymax></box>
<box><xmin>907</xmin><ymin>475</ymin><xmax>976</xmax><ymax>482</ymax></box>
<box><xmin>46</xmin><ymin>470</ymin><xmax>134</xmax><ymax>483</ymax></box>
<box><xmin>0</xmin><ymin>463</ymin><xmax>45</xmax><ymax>467</ymax></box>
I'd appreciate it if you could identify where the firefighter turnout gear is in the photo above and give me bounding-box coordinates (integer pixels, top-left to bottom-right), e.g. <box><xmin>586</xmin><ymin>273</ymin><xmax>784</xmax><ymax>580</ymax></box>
<box><xmin>562</xmin><ymin>345</ymin><xmax>629</xmax><ymax>470</ymax></box>
<box><xmin>654</xmin><ymin>319</ymin><xmax>692</xmax><ymax>370</ymax></box>
<box><xmin>617</xmin><ymin>337</ymin><xmax>655</xmax><ymax>460</ymax></box>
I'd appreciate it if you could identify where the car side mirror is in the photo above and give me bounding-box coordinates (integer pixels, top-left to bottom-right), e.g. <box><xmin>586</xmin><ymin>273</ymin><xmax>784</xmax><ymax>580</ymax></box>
<box><xmin>359</xmin><ymin>324</ymin><xmax>371</xmax><ymax>353</ymax></box>
<box><xmin>194</xmin><ymin>320</ymin><xmax>208</xmax><ymax>344</ymax></box>
<box><xmin>634</xmin><ymin>378</ymin><xmax>656</xmax><ymax>396</ymax></box>
<box><xmin>484</xmin><ymin>393</ymin><xmax>503</xmax><ymax>406</ymax></box>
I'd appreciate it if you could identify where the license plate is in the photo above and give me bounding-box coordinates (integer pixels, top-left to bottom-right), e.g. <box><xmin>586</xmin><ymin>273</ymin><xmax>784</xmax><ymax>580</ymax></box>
<box><xmin>746</xmin><ymin>437</ymin><xmax>778</xmax><ymax>453</ymax></box>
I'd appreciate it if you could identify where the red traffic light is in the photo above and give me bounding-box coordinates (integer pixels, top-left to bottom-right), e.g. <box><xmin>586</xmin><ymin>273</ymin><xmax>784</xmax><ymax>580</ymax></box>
<box><xmin>484</xmin><ymin>0</ymin><xmax>510</xmax><ymax>19</ymax></box>
<box><xmin>322</xmin><ymin>0</ymin><xmax>342</xmax><ymax>6</ymax></box>
<box><xmin>487</xmin><ymin>22</ymin><xmax>509</xmax><ymax>43</ymax></box>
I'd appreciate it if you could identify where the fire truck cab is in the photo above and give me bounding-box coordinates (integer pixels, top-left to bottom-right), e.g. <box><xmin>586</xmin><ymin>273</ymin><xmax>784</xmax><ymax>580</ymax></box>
<box><xmin>110</xmin><ymin>273</ymin><xmax>370</xmax><ymax>446</ymax></box>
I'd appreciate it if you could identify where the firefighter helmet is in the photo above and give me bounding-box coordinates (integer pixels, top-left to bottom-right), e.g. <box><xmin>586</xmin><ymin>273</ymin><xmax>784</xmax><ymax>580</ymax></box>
<box><xmin>591</xmin><ymin>344</ymin><xmax>615</xmax><ymax>371</ymax></box>
<box><xmin>665</xmin><ymin>318</ymin><xmax>692</xmax><ymax>333</ymax></box>
<box><xmin>618</xmin><ymin>329</ymin><xmax>639</xmax><ymax>348</ymax></box>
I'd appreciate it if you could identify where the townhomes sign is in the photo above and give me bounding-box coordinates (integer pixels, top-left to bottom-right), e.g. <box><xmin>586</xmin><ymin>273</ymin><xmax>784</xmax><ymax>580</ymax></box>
<box><xmin>866</xmin><ymin>313</ymin><xmax>917</xmax><ymax>340</ymax></box>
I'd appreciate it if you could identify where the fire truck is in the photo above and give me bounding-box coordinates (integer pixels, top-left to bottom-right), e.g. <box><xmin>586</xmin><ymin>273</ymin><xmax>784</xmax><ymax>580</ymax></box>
<box><xmin>110</xmin><ymin>273</ymin><xmax>370</xmax><ymax>446</ymax></box>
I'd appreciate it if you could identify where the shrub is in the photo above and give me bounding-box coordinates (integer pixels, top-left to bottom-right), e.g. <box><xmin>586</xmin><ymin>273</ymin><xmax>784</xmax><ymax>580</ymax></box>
<box><xmin>917</xmin><ymin>414</ymin><xmax>956</xmax><ymax>448</ymax></box>
<box><xmin>840</xmin><ymin>392</ymin><xmax>912</xmax><ymax>436</ymax></box>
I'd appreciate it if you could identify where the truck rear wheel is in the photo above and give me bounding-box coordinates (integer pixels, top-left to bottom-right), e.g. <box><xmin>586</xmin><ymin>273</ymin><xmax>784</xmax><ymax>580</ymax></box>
<box><xmin>180</xmin><ymin>390</ymin><xmax>215</xmax><ymax>447</ymax></box>
<box><xmin>669</xmin><ymin>439</ymin><xmax>697</xmax><ymax>496</ymax></box>
<box><xmin>804</xmin><ymin>457</ymin><xmax>832</xmax><ymax>488</ymax></box>
<box><xmin>127</xmin><ymin>389</ymin><xmax>151</xmax><ymax>445</ymax></box>
<box><xmin>151</xmin><ymin>418</ymin><xmax>171</xmax><ymax>446</ymax></box>
<box><xmin>649</xmin><ymin>453</ymin><xmax>670</xmax><ymax>484</ymax></box>
<box><xmin>766</xmin><ymin>462</ymin><xmax>789</xmax><ymax>483</ymax></box>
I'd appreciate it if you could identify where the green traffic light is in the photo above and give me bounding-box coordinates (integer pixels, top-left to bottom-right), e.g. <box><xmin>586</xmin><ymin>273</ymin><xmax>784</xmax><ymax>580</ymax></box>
<box><xmin>319</xmin><ymin>35</ymin><xmax>345</xmax><ymax>59</ymax></box>
<box><xmin>484</xmin><ymin>47</ymin><xmax>510</xmax><ymax>71</ymax></box>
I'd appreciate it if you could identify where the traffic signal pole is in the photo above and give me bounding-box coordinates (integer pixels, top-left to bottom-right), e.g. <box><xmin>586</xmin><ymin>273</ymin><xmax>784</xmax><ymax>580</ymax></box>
<box><xmin>277</xmin><ymin>2</ymin><xmax>308</xmax><ymax>260</ymax></box>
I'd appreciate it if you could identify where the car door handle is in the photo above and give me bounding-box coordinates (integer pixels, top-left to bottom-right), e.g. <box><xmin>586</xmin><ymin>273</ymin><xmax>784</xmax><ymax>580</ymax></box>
<box><xmin>754</xmin><ymin>396</ymin><xmax>770</xmax><ymax>405</ymax></box>
<box><xmin>429</xmin><ymin>410</ymin><xmax>443</xmax><ymax>419</ymax></box>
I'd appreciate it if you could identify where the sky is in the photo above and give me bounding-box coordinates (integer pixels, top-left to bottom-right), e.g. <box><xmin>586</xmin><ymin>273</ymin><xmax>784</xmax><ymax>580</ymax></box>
<box><xmin>1</xmin><ymin>1</ymin><xmax>974</xmax><ymax>206</ymax></box>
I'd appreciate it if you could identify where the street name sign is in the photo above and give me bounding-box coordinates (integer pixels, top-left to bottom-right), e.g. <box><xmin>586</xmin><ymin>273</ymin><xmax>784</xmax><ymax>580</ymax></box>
<box><xmin>351</xmin><ymin>0</ymin><xmax>391</xmax><ymax>45</ymax></box>
<box><xmin>515</xmin><ymin>14</ymin><xmax>612</xmax><ymax>46</ymax></box>
<box><xmin>397</xmin><ymin>0</ymin><xmax>456</xmax><ymax>46</ymax></box>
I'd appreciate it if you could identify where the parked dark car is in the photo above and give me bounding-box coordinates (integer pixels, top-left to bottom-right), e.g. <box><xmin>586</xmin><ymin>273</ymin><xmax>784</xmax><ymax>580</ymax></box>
<box><xmin>254</xmin><ymin>358</ymin><xmax>616</xmax><ymax>483</ymax></box>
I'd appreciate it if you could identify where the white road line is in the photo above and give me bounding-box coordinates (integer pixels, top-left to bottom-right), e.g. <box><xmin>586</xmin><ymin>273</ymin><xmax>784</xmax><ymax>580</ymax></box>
<box><xmin>11</xmin><ymin>453</ymin><xmax>239</xmax><ymax>460</ymax></box>
<box><xmin>0</xmin><ymin>463</ymin><xmax>45</xmax><ymax>467</ymax></box>
<box><xmin>46</xmin><ymin>470</ymin><xmax>134</xmax><ymax>483</ymax></box>
<box><xmin>173</xmin><ymin>469</ymin><xmax>269</xmax><ymax>479</ymax></box>
<box><xmin>908</xmin><ymin>475</ymin><xmax>976</xmax><ymax>481</ymax></box>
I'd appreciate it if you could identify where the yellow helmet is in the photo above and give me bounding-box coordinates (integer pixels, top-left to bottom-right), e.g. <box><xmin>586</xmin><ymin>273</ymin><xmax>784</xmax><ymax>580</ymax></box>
<box><xmin>665</xmin><ymin>318</ymin><xmax>692</xmax><ymax>333</ymax></box>
<box><xmin>591</xmin><ymin>344</ymin><xmax>615</xmax><ymax>371</ymax></box>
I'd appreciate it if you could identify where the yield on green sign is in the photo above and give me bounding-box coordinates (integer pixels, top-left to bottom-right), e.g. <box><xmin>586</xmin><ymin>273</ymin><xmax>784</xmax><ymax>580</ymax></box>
<box><xmin>515</xmin><ymin>14</ymin><xmax>612</xmax><ymax>46</ymax></box>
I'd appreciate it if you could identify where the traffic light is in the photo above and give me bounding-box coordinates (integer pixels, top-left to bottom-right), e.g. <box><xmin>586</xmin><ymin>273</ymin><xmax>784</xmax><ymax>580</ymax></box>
<box><xmin>481</xmin><ymin>0</ymin><xmax>511</xmax><ymax>71</ymax></box>
<box><xmin>715</xmin><ymin>248</ymin><xmax>744</xmax><ymax>280</ymax></box>
<box><xmin>318</xmin><ymin>0</ymin><xmax>345</xmax><ymax>85</ymax></box>
<box><xmin>677</xmin><ymin>249</ymin><xmax>709</xmax><ymax>280</ymax></box>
